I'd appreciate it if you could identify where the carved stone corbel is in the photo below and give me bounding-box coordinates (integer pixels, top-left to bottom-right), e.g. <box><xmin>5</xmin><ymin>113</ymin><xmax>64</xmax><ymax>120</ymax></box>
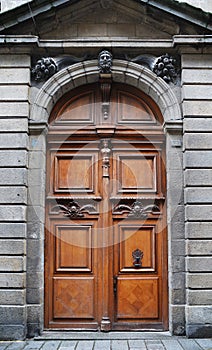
<box><xmin>98</xmin><ymin>50</ymin><xmax>113</xmax><ymax>119</ymax></box>
<box><xmin>153</xmin><ymin>53</ymin><xmax>177</xmax><ymax>83</ymax></box>
<box><xmin>100</xmin><ymin>76</ymin><xmax>112</xmax><ymax>120</ymax></box>
<box><xmin>98</xmin><ymin>50</ymin><xmax>113</xmax><ymax>74</ymax></box>
<box><xmin>31</xmin><ymin>57</ymin><xmax>58</xmax><ymax>82</ymax></box>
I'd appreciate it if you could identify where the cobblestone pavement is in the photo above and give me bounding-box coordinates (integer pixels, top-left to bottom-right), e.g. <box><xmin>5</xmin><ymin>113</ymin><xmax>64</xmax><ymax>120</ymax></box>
<box><xmin>0</xmin><ymin>336</ymin><xmax>212</xmax><ymax>350</ymax></box>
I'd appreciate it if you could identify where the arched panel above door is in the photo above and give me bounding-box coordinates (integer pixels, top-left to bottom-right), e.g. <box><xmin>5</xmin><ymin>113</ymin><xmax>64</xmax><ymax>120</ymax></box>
<box><xmin>48</xmin><ymin>83</ymin><xmax>163</xmax><ymax>133</ymax></box>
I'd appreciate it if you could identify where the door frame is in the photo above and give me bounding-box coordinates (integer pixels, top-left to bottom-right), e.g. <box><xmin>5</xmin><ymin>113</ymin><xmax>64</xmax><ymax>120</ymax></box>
<box><xmin>28</xmin><ymin>60</ymin><xmax>184</xmax><ymax>336</ymax></box>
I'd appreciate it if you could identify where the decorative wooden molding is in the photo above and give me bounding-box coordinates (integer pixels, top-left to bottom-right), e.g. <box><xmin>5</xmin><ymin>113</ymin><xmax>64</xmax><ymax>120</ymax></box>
<box><xmin>100</xmin><ymin>76</ymin><xmax>112</xmax><ymax>120</ymax></box>
<box><xmin>113</xmin><ymin>200</ymin><xmax>160</xmax><ymax>218</ymax></box>
<box><xmin>51</xmin><ymin>200</ymin><xmax>97</xmax><ymax>218</ymax></box>
<box><xmin>100</xmin><ymin>139</ymin><xmax>111</xmax><ymax>178</ymax></box>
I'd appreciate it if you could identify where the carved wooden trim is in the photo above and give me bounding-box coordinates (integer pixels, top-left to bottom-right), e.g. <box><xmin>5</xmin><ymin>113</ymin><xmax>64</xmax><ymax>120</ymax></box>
<box><xmin>100</xmin><ymin>139</ymin><xmax>111</xmax><ymax>178</ymax></box>
<box><xmin>113</xmin><ymin>200</ymin><xmax>160</xmax><ymax>218</ymax></box>
<box><xmin>51</xmin><ymin>200</ymin><xmax>98</xmax><ymax>218</ymax></box>
<box><xmin>100</xmin><ymin>77</ymin><xmax>112</xmax><ymax>120</ymax></box>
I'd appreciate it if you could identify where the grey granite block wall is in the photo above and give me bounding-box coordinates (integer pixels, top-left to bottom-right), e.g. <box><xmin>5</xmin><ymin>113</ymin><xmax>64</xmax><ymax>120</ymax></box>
<box><xmin>182</xmin><ymin>53</ymin><xmax>212</xmax><ymax>338</ymax></box>
<box><xmin>0</xmin><ymin>54</ymin><xmax>30</xmax><ymax>340</ymax></box>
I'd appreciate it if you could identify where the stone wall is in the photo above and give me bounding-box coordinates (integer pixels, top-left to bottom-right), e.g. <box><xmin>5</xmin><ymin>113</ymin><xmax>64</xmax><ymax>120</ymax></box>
<box><xmin>0</xmin><ymin>54</ymin><xmax>30</xmax><ymax>339</ymax></box>
<box><xmin>0</xmin><ymin>48</ymin><xmax>211</xmax><ymax>340</ymax></box>
<box><xmin>182</xmin><ymin>53</ymin><xmax>212</xmax><ymax>337</ymax></box>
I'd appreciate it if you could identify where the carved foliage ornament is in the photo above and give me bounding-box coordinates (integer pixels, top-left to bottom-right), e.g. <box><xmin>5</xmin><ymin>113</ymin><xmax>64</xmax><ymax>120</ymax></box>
<box><xmin>113</xmin><ymin>200</ymin><xmax>160</xmax><ymax>219</ymax></box>
<box><xmin>51</xmin><ymin>201</ymin><xmax>97</xmax><ymax>219</ymax></box>
<box><xmin>153</xmin><ymin>53</ymin><xmax>177</xmax><ymax>83</ymax></box>
<box><xmin>98</xmin><ymin>50</ymin><xmax>113</xmax><ymax>74</ymax></box>
<box><xmin>31</xmin><ymin>57</ymin><xmax>58</xmax><ymax>82</ymax></box>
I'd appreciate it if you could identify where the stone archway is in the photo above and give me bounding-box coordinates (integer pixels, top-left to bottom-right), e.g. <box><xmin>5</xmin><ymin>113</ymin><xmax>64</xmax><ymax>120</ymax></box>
<box><xmin>28</xmin><ymin>60</ymin><xmax>184</xmax><ymax>335</ymax></box>
<box><xmin>31</xmin><ymin>60</ymin><xmax>181</xmax><ymax>125</ymax></box>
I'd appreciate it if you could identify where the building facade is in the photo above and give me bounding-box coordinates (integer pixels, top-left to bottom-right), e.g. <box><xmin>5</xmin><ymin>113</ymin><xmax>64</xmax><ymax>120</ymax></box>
<box><xmin>0</xmin><ymin>0</ymin><xmax>211</xmax><ymax>340</ymax></box>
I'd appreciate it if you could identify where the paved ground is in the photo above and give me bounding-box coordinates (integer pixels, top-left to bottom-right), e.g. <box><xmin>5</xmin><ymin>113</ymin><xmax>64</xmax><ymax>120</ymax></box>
<box><xmin>0</xmin><ymin>336</ymin><xmax>212</xmax><ymax>350</ymax></box>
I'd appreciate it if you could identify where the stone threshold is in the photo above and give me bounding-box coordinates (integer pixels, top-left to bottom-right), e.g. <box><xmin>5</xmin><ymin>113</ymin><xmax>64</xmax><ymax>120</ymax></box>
<box><xmin>36</xmin><ymin>331</ymin><xmax>176</xmax><ymax>340</ymax></box>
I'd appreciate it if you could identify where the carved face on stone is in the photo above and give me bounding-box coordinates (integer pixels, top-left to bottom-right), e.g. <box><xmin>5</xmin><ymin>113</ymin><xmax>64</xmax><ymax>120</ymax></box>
<box><xmin>98</xmin><ymin>50</ymin><xmax>113</xmax><ymax>73</ymax></box>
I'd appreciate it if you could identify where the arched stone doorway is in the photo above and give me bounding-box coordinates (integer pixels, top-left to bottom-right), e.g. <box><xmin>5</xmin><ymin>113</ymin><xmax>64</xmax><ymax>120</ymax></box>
<box><xmin>29</xmin><ymin>60</ymin><xmax>183</xmax><ymax>334</ymax></box>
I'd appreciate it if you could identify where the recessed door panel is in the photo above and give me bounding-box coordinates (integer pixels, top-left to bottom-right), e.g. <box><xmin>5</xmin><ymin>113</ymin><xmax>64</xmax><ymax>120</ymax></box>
<box><xmin>117</xmin><ymin>91</ymin><xmax>155</xmax><ymax>124</ymax></box>
<box><xmin>53</xmin><ymin>152</ymin><xmax>98</xmax><ymax>195</ymax></box>
<box><xmin>55</xmin><ymin>225</ymin><xmax>92</xmax><ymax>272</ymax></box>
<box><xmin>117</xmin><ymin>277</ymin><xmax>159</xmax><ymax>319</ymax></box>
<box><xmin>53</xmin><ymin>277</ymin><xmax>95</xmax><ymax>319</ymax></box>
<box><xmin>51</xmin><ymin>90</ymin><xmax>95</xmax><ymax>125</ymax></box>
<box><xmin>117</xmin><ymin>225</ymin><xmax>156</xmax><ymax>272</ymax></box>
<box><xmin>112</xmin><ymin>150</ymin><xmax>159</xmax><ymax>196</ymax></box>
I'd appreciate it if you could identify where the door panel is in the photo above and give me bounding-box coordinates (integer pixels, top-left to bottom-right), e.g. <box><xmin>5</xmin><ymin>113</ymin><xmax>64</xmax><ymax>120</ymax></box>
<box><xmin>116</xmin><ymin>277</ymin><xmax>159</xmax><ymax>319</ymax></box>
<box><xmin>53</xmin><ymin>277</ymin><xmax>95</xmax><ymax>319</ymax></box>
<box><xmin>45</xmin><ymin>82</ymin><xmax>168</xmax><ymax>331</ymax></box>
<box><xmin>45</xmin><ymin>142</ymin><xmax>101</xmax><ymax>329</ymax></box>
<box><xmin>55</xmin><ymin>225</ymin><xmax>92</xmax><ymax>272</ymax></box>
<box><xmin>52</xmin><ymin>150</ymin><xmax>99</xmax><ymax>196</ymax></box>
<box><xmin>111</xmin><ymin>139</ymin><xmax>166</xmax><ymax>329</ymax></box>
<box><xmin>117</xmin><ymin>225</ymin><xmax>156</xmax><ymax>272</ymax></box>
<box><xmin>46</xmin><ymin>217</ymin><xmax>100</xmax><ymax>328</ymax></box>
<box><xmin>112</xmin><ymin>149</ymin><xmax>160</xmax><ymax>196</ymax></box>
<box><xmin>117</xmin><ymin>91</ymin><xmax>155</xmax><ymax>124</ymax></box>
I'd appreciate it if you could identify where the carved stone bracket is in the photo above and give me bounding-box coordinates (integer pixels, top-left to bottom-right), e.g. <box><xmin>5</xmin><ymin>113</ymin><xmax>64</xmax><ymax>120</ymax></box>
<box><xmin>100</xmin><ymin>139</ymin><xmax>111</xmax><ymax>178</ymax></box>
<box><xmin>31</xmin><ymin>57</ymin><xmax>58</xmax><ymax>82</ymax></box>
<box><xmin>132</xmin><ymin>248</ymin><xmax>144</xmax><ymax>268</ymax></box>
<box><xmin>31</xmin><ymin>54</ymin><xmax>89</xmax><ymax>83</ymax></box>
<box><xmin>98</xmin><ymin>50</ymin><xmax>113</xmax><ymax>119</ymax></box>
<box><xmin>100</xmin><ymin>76</ymin><xmax>112</xmax><ymax>120</ymax></box>
<box><xmin>51</xmin><ymin>200</ymin><xmax>97</xmax><ymax>219</ymax></box>
<box><xmin>153</xmin><ymin>53</ymin><xmax>177</xmax><ymax>83</ymax></box>
<box><xmin>98</xmin><ymin>50</ymin><xmax>113</xmax><ymax>74</ymax></box>
<box><xmin>113</xmin><ymin>200</ymin><xmax>160</xmax><ymax>218</ymax></box>
<box><xmin>126</xmin><ymin>53</ymin><xmax>178</xmax><ymax>84</ymax></box>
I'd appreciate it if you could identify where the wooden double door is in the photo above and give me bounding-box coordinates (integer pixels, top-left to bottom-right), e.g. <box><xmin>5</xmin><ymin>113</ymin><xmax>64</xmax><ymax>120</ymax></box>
<box><xmin>45</xmin><ymin>83</ymin><xmax>168</xmax><ymax>331</ymax></box>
